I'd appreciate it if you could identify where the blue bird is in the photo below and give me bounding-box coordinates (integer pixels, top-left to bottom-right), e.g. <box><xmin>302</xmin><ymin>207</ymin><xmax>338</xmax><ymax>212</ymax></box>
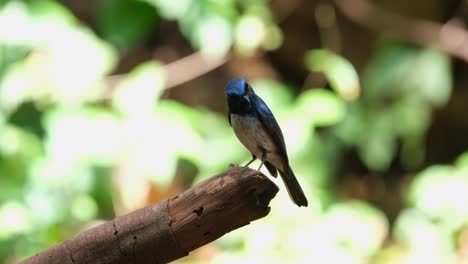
<box><xmin>225</xmin><ymin>77</ymin><xmax>308</xmax><ymax>207</ymax></box>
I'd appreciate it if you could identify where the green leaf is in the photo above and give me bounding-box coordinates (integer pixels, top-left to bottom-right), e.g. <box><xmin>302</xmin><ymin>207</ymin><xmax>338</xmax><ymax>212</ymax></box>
<box><xmin>407</xmin><ymin>165</ymin><xmax>468</xmax><ymax>230</ymax></box>
<box><xmin>0</xmin><ymin>0</ymin><xmax>118</xmax><ymax>106</ymax></box>
<box><xmin>146</xmin><ymin>0</ymin><xmax>193</xmax><ymax>19</ymax></box>
<box><xmin>192</xmin><ymin>14</ymin><xmax>232</xmax><ymax>58</ymax></box>
<box><xmin>70</xmin><ymin>194</ymin><xmax>98</xmax><ymax>221</ymax></box>
<box><xmin>0</xmin><ymin>0</ymin><xmax>78</xmax><ymax>46</ymax></box>
<box><xmin>27</xmin><ymin>0</ymin><xmax>78</xmax><ymax>26</ymax></box>
<box><xmin>95</xmin><ymin>0</ymin><xmax>159</xmax><ymax>52</ymax></box>
<box><xmin>324</xmin><ymin>201</ymin><xmax>388</xmax><ymax>256</ymax></box>
<box><xmin>362</xmin><ymin>43</ymin><xmax>417</xmax><ymax>102</ymax></box>
<box><xmin>394</xmin><ymin>208</ymin><xmax>454</xmax><ymax>259</ymax></box>
<box><xmin>305</xmin><ymin>49</ymin><xmax>360</xmax><ymax>100</ymax></box>
<box><xmin>362</xmin><ymin>43</ymin><xmax>452</xmax><ymax>108</ymax></box>
<box><xmin>455</xmin><ymin>151</ymin><xmax>468</xmax><ymax>170</ymax></box>
<box><xmin>296</xmin><ymin>89</ymin><xmax>346</xmax><ymax>126</ymax></box>
<box><xmin>0</xmin><ymin>125</ymin><xmax>42</xmax><ymax>201</ymax></box>
<box><xmin>391</xmin><ymin>97</ymin><xmax>431</xmax><ymax>137</ymax></box>
<box><xmin>0</xmin><ymin>44</ymin><xmax>31</xmax><ymax>81</ymax></box>
<box><xmin>0</xmin><ymin>201</ymin><xmax>33</xmax><ymax>239</ymax></box>
<box><xmin>358</xmin><ymin>111</ymin><xmax>397</xmax><ymax>172</ymax></box>
<box><xmin>332</xmin><ymin>102</ymin><xmax>364</xmax><ymax>145</ymax></box>
<box><xmin>251</xmin><ymin>79</ymin><xmax>294</xmax><ymax>112</ymax></box>
<box><xmin>112</xmin><ymin>61</ymin><xmax>164</xmax><ymax>116</ymax></box>
<box><xmin>406</xmin><ymin>49</ymin><xmax>452</xmax><ymax>107</ymax></box>
<box><xmin>42</xmin><ymin>27</ymin><xmax>117</xmax><ymax>104</ymax></box>
<box><xmin>43</xmin><ymin>106</ymin><xmax>121</xmax><ymax>166</ymax></box>
<box><xmin>0</xmin><ymin>60</ymin><xmax>34</xmax><ymax>114</ymax></box>
<box><xmin>156</xmin><ymin>100</ymin><xmax>242</xmax><ymax>180</ymax></box>
<box><xmin>234</xmin><ymin>14</ymin><xmax>265</xmax><ymax>55</ymax></box>
<box><xmin>90</xmin><ymin>167</ymin><xmax>114</xmax><ymax>218</ymax></box>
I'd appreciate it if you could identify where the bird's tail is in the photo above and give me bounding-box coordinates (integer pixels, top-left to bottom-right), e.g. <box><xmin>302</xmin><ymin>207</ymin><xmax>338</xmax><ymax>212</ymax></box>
<box><xmin>279</xmin><ymin>166</ymin><xmax>308</xmax><ymax>207</ymax></box>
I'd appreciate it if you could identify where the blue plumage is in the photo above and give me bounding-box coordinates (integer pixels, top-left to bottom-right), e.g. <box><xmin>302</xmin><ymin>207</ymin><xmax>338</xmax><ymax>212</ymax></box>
<box><xmin>225</xmin><ymin>77</ymin><xmax>308</xmax><ymax>207</ymax></box>
<box><xmin>224</xmin><ymin>77</ymin><xmax>247</xmax><ymax>97</ymax></box>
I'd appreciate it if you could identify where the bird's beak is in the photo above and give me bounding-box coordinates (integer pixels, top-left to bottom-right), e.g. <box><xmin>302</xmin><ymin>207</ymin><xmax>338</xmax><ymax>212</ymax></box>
<box><xmin>243</xmin><ymin>94</ymin><xmax>250</xmax><ymax>103</ymax></box>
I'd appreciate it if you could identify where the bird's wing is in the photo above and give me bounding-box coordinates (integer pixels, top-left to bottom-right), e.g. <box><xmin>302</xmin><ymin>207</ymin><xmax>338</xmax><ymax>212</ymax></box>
<box><xmin>255</xmin><ymin>97</ymin><xmax>289</xmax><ymax>165</ymax></box>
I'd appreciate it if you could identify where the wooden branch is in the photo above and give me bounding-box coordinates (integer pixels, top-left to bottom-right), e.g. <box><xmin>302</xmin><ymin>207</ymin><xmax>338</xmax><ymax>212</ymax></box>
<box><xmin>22</xmin><ymin>166</ymin><xmax>278</xmax><ymax>264</ymax></box>
<box><xmin>102</xmin><ymin>51</ymin><xmax>230</xmax><ymax>100</ymax></box>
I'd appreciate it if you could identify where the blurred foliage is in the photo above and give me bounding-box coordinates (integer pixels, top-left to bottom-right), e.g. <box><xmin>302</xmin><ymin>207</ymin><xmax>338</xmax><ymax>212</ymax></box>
<box><xmin>96</xmin><ymin>0</ymin><xmax>159</xmax><ymax>52</ymax></box>
<box><xmin>305</xmin><ymin>49</ymin><xmax>360</xmax><ymax>101</ymax></box>
<box><xmin>0</xmin><ymin>0</ymin><xmax>465</xmax><ymax>264</ymax></box>
<box><xmin>334</xmin><ymin>43</ymin><xmax>452</xmax><ymax>172</ymax></box>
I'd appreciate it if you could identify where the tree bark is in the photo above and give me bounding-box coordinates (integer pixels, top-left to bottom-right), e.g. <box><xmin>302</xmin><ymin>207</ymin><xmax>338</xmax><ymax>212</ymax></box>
<box><xmin>22</xmin><ymin>166</ymin><xmax>278</xmax><ymax>264</ymax></box>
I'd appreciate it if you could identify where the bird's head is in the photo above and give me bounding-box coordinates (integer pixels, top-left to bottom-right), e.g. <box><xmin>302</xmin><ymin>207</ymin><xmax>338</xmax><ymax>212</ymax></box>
<box><xmin>225</xmin><ymin>77</ymin><xmax>254</xmax><ymax>113</ymax></box>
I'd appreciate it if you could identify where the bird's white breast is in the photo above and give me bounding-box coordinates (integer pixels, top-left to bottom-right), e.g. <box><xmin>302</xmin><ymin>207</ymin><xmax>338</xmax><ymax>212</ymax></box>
<box><xmin>230</xmin><ymin>114</ymin><xmax>283</xmax><ymax>169</ymax></box>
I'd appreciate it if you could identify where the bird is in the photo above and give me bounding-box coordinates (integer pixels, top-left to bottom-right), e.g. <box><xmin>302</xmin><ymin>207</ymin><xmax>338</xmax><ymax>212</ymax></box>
<box><xmin>225</xmin><ymin>77</ymin><xmax>308</xmax><ymax>207</ymax></box>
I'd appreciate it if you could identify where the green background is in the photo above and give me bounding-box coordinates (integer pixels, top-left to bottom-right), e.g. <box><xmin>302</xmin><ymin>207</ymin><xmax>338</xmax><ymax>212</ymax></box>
<box><xmin>0</xmin><ymin>0</ymin><xmax>467</xmax><ymax>263</ymax></box>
